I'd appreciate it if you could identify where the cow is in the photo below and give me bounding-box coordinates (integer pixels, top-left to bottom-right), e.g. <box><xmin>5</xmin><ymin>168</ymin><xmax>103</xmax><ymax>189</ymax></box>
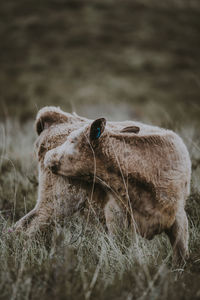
<box><xmin>44</xmin><ymin>116</ymin><xmax>191</xmax><ymax>264</ymax></box>
<box><xmin>14</xmin><ymin>107</ymin><xmax>107</xmax><ymax>236</ymax></box>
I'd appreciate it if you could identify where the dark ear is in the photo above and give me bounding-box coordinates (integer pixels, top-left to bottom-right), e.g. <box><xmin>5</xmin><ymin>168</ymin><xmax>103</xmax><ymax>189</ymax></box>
<box><xmin>35</xmin><ymin>106</ymin><xmax>70</xmax><ymax>135</ymax></box>
<box><xmin>120</xmin><ymin>126</ymin><xmax>140</xmax><ymax>134</ymax></box>
<box><xmin>89</xmin><ymin>118</ymin><xmax>106</xmax><ymax>142</ymax></box>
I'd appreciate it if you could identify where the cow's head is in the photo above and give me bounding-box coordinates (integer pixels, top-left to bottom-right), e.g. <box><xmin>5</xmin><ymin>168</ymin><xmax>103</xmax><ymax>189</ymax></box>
<box><xmin>44</xmin><ymin>118</ymin><xmax>107</xmax><ymax>176</ymax></box>
<box><xmin>44</xmin><ymin>116</ymin><xmax>140</xmax><ymax>180</ymax></box>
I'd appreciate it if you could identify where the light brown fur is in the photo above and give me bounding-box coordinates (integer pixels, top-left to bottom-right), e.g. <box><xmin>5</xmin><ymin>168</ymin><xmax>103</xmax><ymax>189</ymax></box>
<box><xmin>15</xmin><ymin>107</ymin><xmax>107</xmax><ymax>236</ymax></box>
<box><xmin>45</xmin><ymin>115</ymin><xmax>191</xmax><ymax>263</ymax></box>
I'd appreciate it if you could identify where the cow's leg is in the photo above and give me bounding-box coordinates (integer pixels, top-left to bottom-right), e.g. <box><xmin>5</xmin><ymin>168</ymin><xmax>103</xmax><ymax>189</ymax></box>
<box><xmin>14</xmin><ymin>207</ymin><xmax>52</xmax><ymax>237</ymax></box>
<box><xmin>104</xmin><ymin>193</ymin><xmax>127</xmax><ymax>235</ymax></box>
<box><xmin>14</xmin><ymin>208</ymin><xmax>38</xmax><ymax>231</ymax></box>
<box><xmin>25</xmin><ymin>213</ymin><xmax>52</xmax><ymax>237</ymax></box>
<box><xmin>166</xmin><ymin>208</ymin><xmax>189</xmax><ymax>265</ymax></box>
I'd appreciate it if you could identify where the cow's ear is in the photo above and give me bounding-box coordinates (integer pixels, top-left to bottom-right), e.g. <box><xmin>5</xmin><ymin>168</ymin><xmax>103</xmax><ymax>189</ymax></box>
<box><xmin>120</xmin><ymin>126</ymin><xmax>140</xmax><ymax>134</ymax></box>
<box><xmin>35</xmin><ymin>106</ymin><xmax>70</xmax><ymax>135</ymax></box>
<box><xmin>89</xmin><ymin>118</ymin><xmax>106</xmax><ymax>142</ymax></box>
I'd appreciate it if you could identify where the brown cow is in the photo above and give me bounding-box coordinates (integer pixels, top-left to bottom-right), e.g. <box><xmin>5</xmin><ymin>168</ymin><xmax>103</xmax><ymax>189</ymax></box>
<box><xmin>44</xmin><ymin>116</ymin><xmax>191</xmax><ymax>264</ymax></box>
<box><xmin>15</xmin><ymin>107</ymin><xmax>107</xmax><ymax>235</ymax></box>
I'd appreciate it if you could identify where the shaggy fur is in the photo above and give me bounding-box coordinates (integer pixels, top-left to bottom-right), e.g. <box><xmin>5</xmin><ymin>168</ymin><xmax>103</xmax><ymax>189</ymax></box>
<box><xmin>45</xmin><ymin>115</ymin><xmax>191</xmax><ymax>263</ymax></box>
<box><xmin>14</xmin><ymin>107</ymin><xmax>107</xmax><ymax>236</ymax></box>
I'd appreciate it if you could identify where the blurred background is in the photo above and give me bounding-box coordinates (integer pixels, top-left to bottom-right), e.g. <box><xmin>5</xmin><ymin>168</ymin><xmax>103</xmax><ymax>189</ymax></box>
<box><xmin>0</xmin><ymin>0</ymin><xmax>200</xmax><ymax>125</ymax></box>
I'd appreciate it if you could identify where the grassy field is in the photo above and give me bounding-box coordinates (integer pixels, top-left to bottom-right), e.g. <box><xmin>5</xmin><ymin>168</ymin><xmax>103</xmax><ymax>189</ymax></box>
<box><xmin>1</xmin><ymin>1</ymin><xmax>200</xmax><ymax>299</ymax></box>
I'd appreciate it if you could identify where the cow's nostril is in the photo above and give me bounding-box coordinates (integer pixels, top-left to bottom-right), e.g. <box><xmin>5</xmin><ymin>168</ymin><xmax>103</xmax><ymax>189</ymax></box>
<box><xmin>49</xmin><ymin>162</ymin><xmax>60</xmax><ymax>174</ymax></box>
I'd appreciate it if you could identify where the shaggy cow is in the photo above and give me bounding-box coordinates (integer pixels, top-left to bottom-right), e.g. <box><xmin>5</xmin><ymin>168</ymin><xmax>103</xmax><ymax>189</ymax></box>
<box><xmin>44</xmin><ymin>116</ymin><xmax>191</xmax><ymax>263</ymax></box>
<box><xmin>15</xmin><ymin>107</ymin><xmax>107</xmax><ymax>235</ymax></box>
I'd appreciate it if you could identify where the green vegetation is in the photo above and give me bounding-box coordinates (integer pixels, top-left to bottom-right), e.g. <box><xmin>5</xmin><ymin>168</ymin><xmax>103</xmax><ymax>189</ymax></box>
<box><xmin>1</xmin><ymin>1</ymin><xmax>200</xmax><ymax>299</ymax></box>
